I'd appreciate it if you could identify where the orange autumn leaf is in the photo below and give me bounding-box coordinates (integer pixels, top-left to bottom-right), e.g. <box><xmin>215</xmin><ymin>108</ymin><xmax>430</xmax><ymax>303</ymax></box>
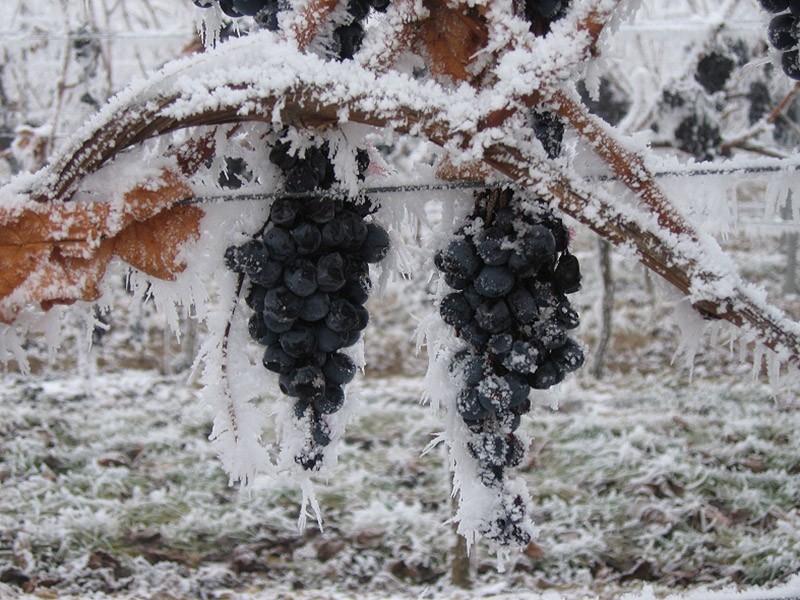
<box><xmin>114</xmin><ymin>204</ymin><xmax>204</xmax><ymax>281</ymax></box>
<box><xmin>0</xmin><ymin>171</ymin><xmax>200</xmax><ymax>323</ymax></box>
<box><xmin>414</xmin><ymin>0</ymin><xmax>489</xmax><ymax>83</ymax></box>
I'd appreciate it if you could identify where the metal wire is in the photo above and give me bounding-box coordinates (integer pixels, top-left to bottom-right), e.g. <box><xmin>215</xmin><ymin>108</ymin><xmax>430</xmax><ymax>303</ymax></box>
<box><xmin>176</xmin><ymin>158</ymin><xmax>800</xmax><ymax>205</ymax></box>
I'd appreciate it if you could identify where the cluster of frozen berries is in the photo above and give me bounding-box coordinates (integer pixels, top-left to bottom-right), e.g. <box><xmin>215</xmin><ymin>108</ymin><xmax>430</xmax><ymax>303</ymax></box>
<box><xmin>760</xmin><ymin>0</ymin><xmax>800</xmax><ymax>80</ymax></box>
<box><xmin>225</xmin><ymin>141</ymin><xmax>389</xmax><ymax>470</ymax></box>
<box><xmin>192</xmin><ymin>0</ymin><xmax>390</xmax><ymax>59</ymax></box>
<box><xmin>437</xmin><ymin>191</ymin><xmax>583</xmax><ymax>545</ymax></box>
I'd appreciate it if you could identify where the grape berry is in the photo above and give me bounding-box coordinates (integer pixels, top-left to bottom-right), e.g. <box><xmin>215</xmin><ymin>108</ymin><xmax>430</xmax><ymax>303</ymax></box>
<box><xmin>758</xmin><ymin>2</ymin><xmax>800</xmax><ymax>80</ymax></box>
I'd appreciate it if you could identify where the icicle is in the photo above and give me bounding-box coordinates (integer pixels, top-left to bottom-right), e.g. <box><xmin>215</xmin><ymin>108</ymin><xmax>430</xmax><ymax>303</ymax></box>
<box><xmin>298</xmin><ymin>477</ymin><xmax>323</xmax><ymax>532</ymax></box>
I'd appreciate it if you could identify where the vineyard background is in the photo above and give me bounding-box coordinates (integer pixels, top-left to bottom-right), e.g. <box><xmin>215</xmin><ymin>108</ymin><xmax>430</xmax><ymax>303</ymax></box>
<box><xmin>1</xmin><ymin>0</ymin><xmax>800</xmax><ymax>598</ymax></box>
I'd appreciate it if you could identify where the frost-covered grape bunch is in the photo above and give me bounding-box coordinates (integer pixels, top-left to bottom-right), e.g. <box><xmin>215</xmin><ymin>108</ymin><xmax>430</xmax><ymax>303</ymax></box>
<box><xmin>193</xmin><ymin>0</ymin><xmax>390</xmax><ymax>58</ymax></box>
<box><xmin>225</xmin><ymin>139</ymin><xmax>390</xmax><ymax>470</ymax></box>
<box><xmin>759</xmin><ymin>0</ymin><xmax>800</xmax><ymax>80</ymax></box>
<box><xmin>437</xmin><ymin>190</ymin><xmax>583</xmax><ymax>546</ymax></box>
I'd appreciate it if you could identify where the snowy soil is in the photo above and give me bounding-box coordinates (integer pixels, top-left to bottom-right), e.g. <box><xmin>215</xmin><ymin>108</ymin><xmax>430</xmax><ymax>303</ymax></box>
<box><xmin>1</xmin><ymin>367</ymin><xmax>798</xmax><ymax>599</ymax></box>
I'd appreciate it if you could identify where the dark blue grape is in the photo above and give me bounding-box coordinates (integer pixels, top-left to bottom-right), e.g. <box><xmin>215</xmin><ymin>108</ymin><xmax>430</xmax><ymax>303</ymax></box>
<box><xmin>435</xmin><ymin>239</ymin><xmax>480</xmax><ymax>278</ymax></box>
<box><xmin>450</xmin><ymin>352</ymin><xmax>484</xmax><ymax>385</ymax></box>
<box><xmin>248</xmin><ymin>313</ymin><xmax>276</xmax><ymax>345</ymax></box>
<box><xmin>317</xmin><ymin>385</ymin><xmax>345</xmax><ymax>414</ymax></box>
<box><xmin>348</xmin><ymin>0</ymin><xmax>370</xmax><ymax>20</ymax></box>
<box><xmin>538</xmin><ymin>319</ymin><xmax>567</xmax><ymax>350</ymax></box>
<box><xmin>353</xmin><ymin>304</ymin><xmax>370</xmax><ymax>331</ymax></box>
<box><xmin>343</xmin><ymin>257</ymin><xmax>369</xmax><ymax>281</ymax></box>
<box><xmin>550</xmin><ymin>339</ymin><xmax>584</xmax><ymax>373</ymax></box>
<box><xmin>232</xmin><ymin>0</ymin><xmax>269</xmax><ymax>16</ymax></box>
<box><xmin>326</xmin><ymin>298</ymin><xmax>360</xmax><ymax>332</ymax></box>
<box><xmin>250</xmin><ymin>259</ymin><xmax>284</xmax><ymax>288</ymax></box>
<box><xmin>334</xmin><ymin>22</ymin><xmax>365</xmax><ymax>60</ymax></box>
<box><xmin>554</xmin><ymin>253</ymin><xmax>581</xmax><ymax>294</ymax></box>
<box><xmin>315</xmin><ymin>324</ymin><xmax>349</xmax><ymax>353</ymax></box>
<box><xmin>505</xmin><ymin>434</ymin><xmax>525</xmax><ymax>468</ymax></box>
<box><xmin>440</xmin><ymin>293</ymin><xmax>473</xmax><ymax>328</ymax></box>
<box><xmin>263</xmin><ymin>227</ymin><xmax>296</xmax><ymax>263</ymax></box>
<box><xmin>530</xmin><ymin>361</ymin><xmax>565</xmax><ymax>390</ymax></box>
<box><xmin>284</xmin><ymin>259</ymin><xmax>318</xmax><ymax>297</ymax></box>
<box><xmin>321</xmin><ymin>219</ymin><xmax>348</xmax><ymax>248</ymax></box>
<box><xmin>370</xmin><ymin>0</ymin><xmax>390</xmax><ymax>11</ymax></box>
<box><xmin>262</xmin><ymin>344</ymin><xmax>297</xmax><ymax>374</ymax></box>
<box><xmin>291</xmin><ymin>222</ymin><xmax>322</xmax><ymax>255</ymax></box>
<box><xmin>291</xmin><ymin>366</ymin><xmax>326</xmax><ymax>401</ymax></box>
<box><xmin>475</xmin><ymin>266</ymin><xmax>515</xmax><ymax>298</ymax></box>
<box><xmin>506</xmin><ymin>373</ymin><xmax>530</xmax><ymax>407</ymax></box>
<box><xmin>269</xmin><ymin>139</ymin><xmax>297</xmax><ymax>171</ymax></box>
<box><xmin>286</xmin><ymin>161</ymin><xmax>322</xmax><ymax>193</ymax></box>
<box><xmin>492</xmin><ymin>208</ymin><xmax>516</xmax><ymax>233</ymax></box>
<box><xmin>460</xmin><ymin>321</ymin><xmax>489</xmax><ymax>347</ymax></box>
<box><xmin>444</xmin><ymin>272</ymin><xmax>470</xmax><ymax>290</ymax></box>
<box><xmin>225</xmin><ymin>240</ymin><xmax>268</xmax><ymax>274</ymax></box>
<box><xmin>508</xmin><ymin>225</ymin><xmax>556</xmax><ymax>277</ymax></box>
<box><xmin>555</xmin><ymin>303</ymin><xmax>579</xmax><ymax>329</ymax></box>
<box><xmin>476</xmin><ymin>227</ymin><xmax>510</xmax><ymax>266</ymax></box>
<box><xmin>506</xmin><ymin>288</ymin><xmax>538</xmax><ymax>323</ymax></box>
<box><xmin>531</xmin><ymin>110</ymin><xmax>565</xmax><ymax>159</ymax></box>
<box><xmin>468</xmin><ymin>433</ymin><xmax>508</xmax><ymax>469</ymax></box>
<box><xmin>300</xmin><ymin>291</ymin><xmax>331</xmax><ymax>322</ymax></box>
<box><xmin>474</xmin><ymin>300</ymin><xmax>511</xmax><ymax>334</ymax></box>
<box><xmin>340</xmin><ymin>213</ymin><xmax>368</xmax><ymax>251</ymax></box>
<box><xmin>263</xmin><ymin>286</ymin><xmax>303</xmax><ymax>322</ymax></box>
<box><xmin>263</xmin><ymin>314</ymin><xmax>295</xmax><ymax>334</ymax></box>
<box><xmin>270</xmin><ymin>198</ymin><xmax>300</xmax><ymax>227</ymax></box>
<box><xmin>322</xmin><ymin>352</ymin><xmax>357</xmax><ymax>385</ymax></box>
<box><xmin>457</xmin><ymin>387</ymin><xmax>487</xmax><ymax>422</ymax></box>
<box><xmin>463</xmin><ymin>286</ymin><xmax>482</xmax><ymax>310</ymax></box>
<box><xmin>502</xmin><ymin>340</ymin><xmax>540</xmax><ymax>375</ymax></box>
<box><xmin>476</xmin><ymin>373</ymin><xmax>513</xmax><ymax>413</ymax></box>
<box><xmin>245</xmin><ymin>284</ymin><xmax>267</xmax><ymax>312</ymax></box>
<box><xmin>783</xmin><ymin>49</ymin><xmax>800</xmax><ymax>80</ymax></box>
<box><xmin>359</xmin><ymin>223</ymin><xmax>390</xmax><ymax>263</ymax></box>
<box><xmin>218</xmin><ymin>0</ymin><xmax>243</xmax><ymax>17</ymax></box>
<box><xmin>759</xmin><ymin>0</ymin><xmax>789</xmax><ymax>11</ymax></box>
<box><xmin>279</xmin><ymin>372</ymin><xmax>296</xmax><ymax>396</ymax></box>
<box><xmin>255</xmin><ymin>2</ymin><xmax>279</xmax><ymax>30</ymax></box>
<box><xmin>280</xmin><ymin>328</ymin><xmax>317</xmax><ymax>358</ymax></box>
<box><xmin>317</xmin><ymin>253</ymin><xmax>346</xmax><ymax>292</ymax></box>
<box><xmin>769</xmin><ymin>14</ymin><xmax>798</xmax><ymax>51</ymax></box>
<box><xmin>312</xmin><ymin>418</ymin><xmax>332</xmax><ymax>447</ymax></box>
<box><xmin>304</xmin><ymin>197</ymin><xmax>336</xmax><ymax>224</ymax></box>
<box><xmin>344</xmin><ymin>329</ymin><xmax>361</xmax><ymax>348</ymax></box>
<box><xmin>341</xmin><ymin>276</ymin><xmax>371</xmax><ymax>305</ymax></box>
<box><xmin>487</xmin><ymin>333</ymin><xmax>514</xmax><ymax>358</ymax></box>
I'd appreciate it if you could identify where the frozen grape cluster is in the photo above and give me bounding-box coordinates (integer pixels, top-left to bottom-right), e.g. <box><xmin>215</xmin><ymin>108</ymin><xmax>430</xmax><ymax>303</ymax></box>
<box><xmin>759</xmin><ymin>0</ymin><xmax>800</xmax><ymax>80</ymax></box>
<box><xmin>225</xmin><ymin>139</ymin><xmax>389</xmax><ymax>470</ymax></box>
<box><xmin>436</xmin><ymin>190</ymin><xmax>584</xmax><ymax>546</ymax></box>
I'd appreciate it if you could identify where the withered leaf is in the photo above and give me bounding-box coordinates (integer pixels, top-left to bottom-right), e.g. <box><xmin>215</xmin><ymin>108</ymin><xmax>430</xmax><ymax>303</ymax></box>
<box><xmin>0</xmin><ymin>171</ymin><xmax>199</xmax><ymax>323</ymax></box>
